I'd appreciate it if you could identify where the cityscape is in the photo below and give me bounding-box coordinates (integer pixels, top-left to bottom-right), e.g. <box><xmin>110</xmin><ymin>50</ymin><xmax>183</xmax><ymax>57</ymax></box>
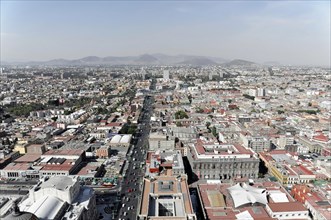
<box><xmin>0</xmin><ymin>1</ymin><xmax>330</xmax><ymax>220</ymax></box>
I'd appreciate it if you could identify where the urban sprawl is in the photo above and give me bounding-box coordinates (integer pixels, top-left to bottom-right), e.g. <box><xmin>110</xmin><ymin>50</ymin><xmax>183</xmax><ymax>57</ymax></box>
<box><xmin>0</xmin><ymin>64</ymin><xmax>330</xmax><ymax>220</ymax></box>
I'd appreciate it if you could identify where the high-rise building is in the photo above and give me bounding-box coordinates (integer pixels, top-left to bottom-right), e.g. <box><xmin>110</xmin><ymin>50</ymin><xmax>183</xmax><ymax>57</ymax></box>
<box><xmin>163</xmin><ymin>70</ymin><xmax>170</xmax><ymax>81</ymax></box>
<box><xmin>257</xmin><ymin>88</ymin><xmax>266</xmax><ymax>97</ymax></box>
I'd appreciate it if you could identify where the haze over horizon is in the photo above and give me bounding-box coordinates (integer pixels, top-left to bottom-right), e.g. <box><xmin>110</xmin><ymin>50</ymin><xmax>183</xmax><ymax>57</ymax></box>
<box><xmin>1</xmin><ymin>1</ymin><xmax>330</xmax><ymax>66</ymax></box>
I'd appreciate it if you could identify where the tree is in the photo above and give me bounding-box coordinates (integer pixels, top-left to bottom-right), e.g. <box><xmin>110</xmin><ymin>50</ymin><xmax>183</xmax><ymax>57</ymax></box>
<box><xmin>195</xmin><ymin>108</ymin><xmax>204</xmax><ymax>113</ymax></box>
<box><xmin>176</xmin><ymin>121</ymin><xmax>183</xmax><ymax>127</ymax></box>
<box><xmin>175</xmin><ymin>110</ymin><xmax>188</xmax><ymax>119</ymax></box>
<box><xmin>277</xmin><ymin>110</ymin><xmax>285</xmax><ymax>114</ymax></box>
<box><xmin>212</xmin><ymin>126</ymin><xmax>217</xmax><ymax>138</ymax></box>
<box><xmin>243</xmin><ymin>94</ymin><xmax>255</xmax><ymax>100</ymax></box>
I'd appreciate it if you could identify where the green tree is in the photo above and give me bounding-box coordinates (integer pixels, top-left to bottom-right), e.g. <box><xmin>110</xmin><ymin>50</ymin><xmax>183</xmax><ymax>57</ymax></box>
<box><xmin>175</xmin><ymin>110</ymin><xmax>188</xmax><ymax>119</ymax></box>
<box><xmin>277</xmin><ymin>110</ymin><xmax>285</xmax><ymax>114</ymax></box>
<box><xmin>195</xmin><ymin>108</ymin><xmax>204</xmax><ymax>113</ymax></box>
<box><xmin>212</xmin><ymin>126</ymin><xmax>217</xmax><ymax>137</ymax></box>
<box><xmin>176</xmin><ymin>121</ymin><xmax>183</xmax><ymax>127</ymax></box>
<box><xmin>243</xmin><ymin>94</ymin><xmax>255</xmax><ymax>100</ymax></box>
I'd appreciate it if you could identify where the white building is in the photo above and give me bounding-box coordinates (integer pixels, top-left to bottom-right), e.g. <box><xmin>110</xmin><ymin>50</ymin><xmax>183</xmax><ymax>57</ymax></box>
<box><xmin>163</xmin><ymin>70</ymin><xmax>170</xmax><ymax>81</ymax></box>
<box><xmin>20</xmin><ymin>176</ymin><xmax>97</xmax><ymax>220</ymax></box>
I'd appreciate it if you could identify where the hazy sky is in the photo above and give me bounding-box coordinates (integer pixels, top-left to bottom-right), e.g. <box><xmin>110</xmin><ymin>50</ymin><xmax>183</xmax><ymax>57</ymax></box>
<box><xmin>1</xmin><ymin>0</ymin><xmax>330</xmax><ymax>66</ymax></box>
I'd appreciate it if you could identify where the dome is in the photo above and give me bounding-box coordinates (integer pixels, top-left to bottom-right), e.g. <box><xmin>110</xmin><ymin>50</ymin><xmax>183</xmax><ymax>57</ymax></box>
<box><xmin>3</xmin><ymin>211</ymin><xmax>39</xmax><ymax>220</ymax></box>
<box><xmin>2</xmin><ymin>203</ymin><xmax>39</xmax><ymax>220</ymax></box>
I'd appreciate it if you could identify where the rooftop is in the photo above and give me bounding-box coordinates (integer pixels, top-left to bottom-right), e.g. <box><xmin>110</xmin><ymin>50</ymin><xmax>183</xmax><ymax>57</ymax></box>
<box><xmin>39</xmin><ymin>176</ymin><xmax>75</xmax><ymax>191</ymax></box>
<box><xmin>267</xmin><ymin>202</ymin><xmax>307</xmax><ymax>212</ymax></box>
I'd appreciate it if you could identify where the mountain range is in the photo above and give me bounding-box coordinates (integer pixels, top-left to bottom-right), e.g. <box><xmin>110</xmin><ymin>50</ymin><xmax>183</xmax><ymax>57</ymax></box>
<box><xmin>2</xmin><ymin>54</ymin><xmax>261</xmax><ymax>66</ymax></box>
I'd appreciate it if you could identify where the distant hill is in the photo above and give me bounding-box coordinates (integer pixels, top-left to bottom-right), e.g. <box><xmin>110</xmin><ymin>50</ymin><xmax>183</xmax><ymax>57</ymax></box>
<box><xmin>263</xmin><ymin>61</ymin><xmax>281</xmax><ymax>66</ymax></box>
<box><xmin>80</xmin><ymin>56</ymin><xmax>102</xmax><ymax>62</ymax></box>
<box><xmin>134</xmin><ymin>54</ymin><xmax>159</xmax><ymax>64</ymax></box>
<box><xmin>2</xmin><ymin>54</ymin><xmax>229</xmax><ymax>66</ymax></box>
<box><xmin>178</xmin><ymin>57</ymin><xmax>219</xmax><ymax>66</ymax></box>
<box><xmin>223</xmin><ymin>59</ymin><xmax>256</xmax><ymax>66</ymax></box>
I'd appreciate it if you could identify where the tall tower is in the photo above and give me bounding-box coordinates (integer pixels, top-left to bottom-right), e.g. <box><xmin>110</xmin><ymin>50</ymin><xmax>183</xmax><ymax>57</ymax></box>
<box><xmin>163</xmin><ymin>70</ymin><xmax>169</xmax><ymax>81</ymax></box>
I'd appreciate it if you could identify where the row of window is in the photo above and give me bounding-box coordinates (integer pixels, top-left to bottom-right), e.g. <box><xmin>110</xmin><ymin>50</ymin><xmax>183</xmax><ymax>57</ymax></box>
<box><xmin>272</xmin><ymin>213</ymin><xmax>308</xmax><ymax>218</ymax></box>
<box><xmin>193</xmin><ymin>163</ymin><xmax>257</xmax><ymax>169</ymax></box>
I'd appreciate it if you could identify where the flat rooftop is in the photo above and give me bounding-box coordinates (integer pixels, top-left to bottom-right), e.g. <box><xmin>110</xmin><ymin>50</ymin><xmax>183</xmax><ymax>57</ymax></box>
<box><xmin>140</xmin><ymin>175</ymin><xmax>194</xmax><ymax>218</ymax></box>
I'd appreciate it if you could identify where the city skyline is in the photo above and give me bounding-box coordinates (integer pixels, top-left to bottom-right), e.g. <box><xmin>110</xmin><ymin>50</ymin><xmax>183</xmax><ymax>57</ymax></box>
<box><xmin>1</xmin><ymin>1</ymin><xmax>330</xmax><ymax>66</ymax></box>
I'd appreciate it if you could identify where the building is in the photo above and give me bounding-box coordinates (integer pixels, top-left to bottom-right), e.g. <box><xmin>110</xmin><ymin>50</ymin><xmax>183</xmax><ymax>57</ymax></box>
<box><xmin>291</xmin><ymin>184</ymin><xmax>331</xmax><ymax>220</ymax></box>
<box><xmin>197</xmin><ymin>181</ymin><xmax>294</xmax><ymax>220</ymax></box>
<box><xmin>19</xmin><ymin>176</ymin><xmax>97</xmax><ymax>220</ymax></box>
<box><xmin>1</xmin><ymin>200</ymin><xmax>39</xmax><ymax>220</ymax></box>
<box><xmin>257</xmin><ymin>88</ymin><xmax>266</xmax><ymax>97</ymax></box>
<box><xmin>95</xmin><ymin>145</ymin><xmax>111</xmax><ymax>158</ymax></box>
<box><xmin>109</xmin><ymin>134</ymin><xmax>132</xmax><ymax>147</ymax></box>
<box><xmin>259</xmin><ymin>151</ymin><xmax>317</xmax><ymax>186</ymax></box>
<box><xmin>163</xmin><ymin>70</ymin><xmax>170</xmax><ymax>81</ymax></box>
<box><xmin>189</xmin><ymin>139</ymin><xmax>259</xmax><ymax>180</ymax></box>
<box><xmin>277</xmin><ymin>133</ymin><xmax>295</xmax><ymax>149</ymax></box>
<box><xmin>168</xmin><ymin>127</ymin><xmax>198</xmax><ymax>142</ymax></box>
<box><xmin>138</xmin><ymin>175</ymin><xmax>196</xmax><ymax>220</ymax></box>
<box><xmin>265</xmin><ymin>202</ymin><xmax>309</xmax><ymax>219</ymax></box>
<box><xmin>1</xmin><ymin>149</ymin><xmax>85</xmax><ymax>179</ymax></box>
<box><xmin>146</xmin><ymin>150</ymin><xmax>185</xmax><ymax>176</ymax></box>
<box><xmin>240</xmin><ymin>132</ymin><xmax>271</xmax><ymax>153</ymax></box>
<box><xmin>26</xmin><ymin>144</ymin><xmax>46</xmax><ymax>155</ymax></box>
<box><xmin>149</xmin><ymin>129</ymin><xmax>175</xmax><ymax>151</ymax></box>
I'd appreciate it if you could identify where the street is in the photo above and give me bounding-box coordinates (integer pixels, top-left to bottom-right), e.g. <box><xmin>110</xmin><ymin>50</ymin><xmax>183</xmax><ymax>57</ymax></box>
<box><xmin>116</xmin><ymin>94</ymin><xmax>154</xmax><ymax>220</ymax></box>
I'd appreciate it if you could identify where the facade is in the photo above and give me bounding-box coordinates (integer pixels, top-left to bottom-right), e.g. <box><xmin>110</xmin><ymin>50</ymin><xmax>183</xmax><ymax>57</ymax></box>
<box><xmin>291</xmin><ymin>184</ymin><xmax>331</xmax><ymax>220</ymax></box>
<box><xmin>190</xmin><ymin>140</ymin><xmax>259</xmax><ymax>180</ymax></box>
<box><xmin>266</xmin><ymin>202</ymin><xmax>309</xmax><ymax>219</ymax></box>
<box><xmin>259</xmin><ymin>151</ymin><xmax>317</xmax><ymax>186</ymax></box>
<box><xmin>163</xmin><ymin>70</ymin><xmax>170</xmax><ymax>81</ymax></box>
<box><xmin>277</xmin><ymin>134</ymin><xmax>295</xmax><ymax>149</ymax></box>
<box><xmin>241</xmin><ymin>132</ymin><xmax>271</xmax><ymax>153</ymax></box>
<box><xmin>26</xmin><ymin>144</ymin><xmax>46</xmax><ymax>155</ymax></box>
<box><xmin>149</xmin><ymin>130</ymin><xmax>175</xmax><ymax>151</ymax></box>
<box><xmin>1</xmin><ymin>149</ymin><xmax>85</xmax><ymax>179</ymax></box>
<box><xmin>95</xmin><ymin>145</ymin><xmax>111</xmax><ymax>158</ymax></box>
<box><xmin>168</xmin><ymin>127</ymin><xmax>198</xmax><ymax>142</ymax></box>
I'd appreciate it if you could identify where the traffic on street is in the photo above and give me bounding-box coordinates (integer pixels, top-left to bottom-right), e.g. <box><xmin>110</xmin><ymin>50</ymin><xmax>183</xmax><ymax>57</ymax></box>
<box><xmin>116</xmin><ymin>93</ymin><xmax>154</xmax><ymax>220</ymax></box>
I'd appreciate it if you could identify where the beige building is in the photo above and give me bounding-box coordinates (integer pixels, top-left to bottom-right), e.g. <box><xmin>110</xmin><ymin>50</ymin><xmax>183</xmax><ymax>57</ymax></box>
<box><xmin>138</xmin><ymin>174</ymin><xmax>196</xmax><ymax>220</ymax></box>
